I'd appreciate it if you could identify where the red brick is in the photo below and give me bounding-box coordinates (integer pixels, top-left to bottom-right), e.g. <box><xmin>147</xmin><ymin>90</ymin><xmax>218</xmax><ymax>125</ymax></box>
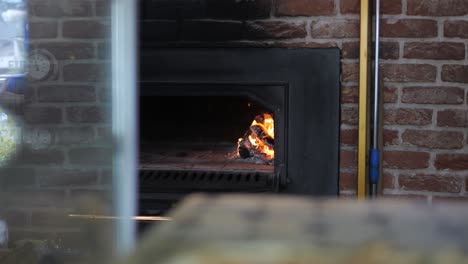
<box><xmin>69</xmin><ymin>147</ymin><xmax>112</xmax><ymax>166</ymax></box>
<box><xmin>437</xmin><ymin>109</ymin><xmax>468</xmax><ymax>127</ymax></box>
<box><xmin>95</xmin><ymin>0</ymin><xmax>110</xmax><ymax>16</ymax></box>
<box><xmin>341</xmin><ymin>106</ymin><xmax>358</xmax><ymax>125</ymax></box>
<box><xmin>383</xmin><ymin>86</ymin><xmax>398</xmax><ymax>103</ymax></box>
<box><xmin>37</xmin><ymin>42</ymin><xmax>95</xmax><ymax>60</ymax></box>
<box><xmin>342</xmin><ymin>41</ymin><xmax>359</xmax><ymax>59</ymax></box>
<box><xmin>17</xmin><ymin>148</ymin><xmax>65</xmax><ymax>166</ymax></box>
<box><xmin>342</xmin><ymin>63</ymin><xmax>359</xmax><ymax>82</ymax></box>
<box><xmin>245</xmin><ymin>21</ymin><xmax>307</xmax><ymax>39</ymax></box>
<box><xmin>96</xmin><ymin>126</ymin><xmax>112</xmax><ymax>145</ymax></box>
<box><xmin>100</xmin><ymin>169</ymin><xmax>112</xmax><ymax>185</ymax></box>
<box><xmin>407</xmin><ymin>0</ymin><xmax>468</xmax><ymax>16</ymax></box>
<box><xmin>384</xmin><ymin>108</ymin><xmax>432</xmax><ymax>125</ymax></box>
<box><xmin>399</xmin><ymin>174</ymin><xmax>462</xmax><ymax>193</ymax></box>
<box><xmin>404</xmin><ymin>42</ymin><xmax>465</xmax><ymax>60</ymax></box>
<box><xmin>0</xmin><ymin>191</ymin><xmax>67</xmax><ymax>207</ymax></box>
<box><xmin>442</xmin><ymin>65</ymin><xmax>468</xmax><ymax>83</ymax></box>
<box><xmin>380</xmin><ymin>0</ymin><xmax>403</xmax><ymax>14</ymax></box>
<box><xmin>402</xmin><ymin>87</ymin><xmax>464</xmax><ymax>105</ymax></box>
<box><xmin>62</xmin><ymin>20</ymin><xmax>109</xmax><ymax>39</ymax></box>
<box><xmin>383</xmin><ymin>151</ymin><xmax>430</xmax><ymax>169</ymax></box>
<box><xmin>382</xmin><ymin>173</ymin><xmax>395</xmax><ymax>190</ymax></box>
<box><xmin>445</xmin><ymin>20</ymin><xmax>468</xmax><ymax>38</ymax></box>
<box><xmin>341</xmin><ymin>0</ymin><xmax>402</xmax><ymax>14</ymax></box>
<box><xmin>97</xmin><ymin>42</ymin><xmax>109</xmax><ymax>60</ymax></box>
<box><xmin>382</xmin><ymin>64</ymin><xmax>436</xmax><ymax>82</ymax></box>
<box><xmin>31</xmin><ymin>0</ymin><xmax>92</xmax><ymax>17</ymax></box>
<box><xmin>402</xmin><ymin>130</ymin><xmax>464</xmax><ymax>149</ymax></box>
<box><xmin>339</xmin><ymin>172</ymin><xmax>356</xmax><ymax>191</ymax></box>
<box><xmin>341</xmin><ymin>85</ymin><xmax>358</xmax><ymax>103</ymax></box>
<box><xmin>383</xmin><ymin>129</ymin><xmax>399</xmax><ymax>146</ymax></box>
<box><xmin>340</xmin><ymin>0</ymin><xmax>359</xmax><ymax>14</ymax></box>
<box><xmin>381</xmin><ymin>19</ymin><xmax>437</xmax><ymax>38</ymax></box>
<box><xmin>24</xmin><ymin>106</ymin><xmax>62</xmax><ymax>124</ymax></box>
<box><xmin>276</xmin><ymin>0</ymin><xmax>335</xmax><ymax>16</ymax></box>
<box><xmin>310</xmin><ymin>19</ymin><xmax>360</xmax><ymax>38</ymax></box>
<box><xmin>340</xmin><ymin>150</ymin><xmax>357</xmax><ymax>169</ymax></box>
<box><xmin>435</xmin><ymin>154</ymin><xmax>468</xmax><ymax>170</ymax></box>
<box><xmin>99</xmin><ymin>86</ymin><xmax>110</xmax><ymax>102</ymax></box>
<box><xmin>66</xmin><ymin>106</ymin><xmax>108</xmax><ymax>123</ymax></box>
<box><xmin>340</xmin><ymin>129</ymin><xmax>357</xmax><ymax>146</ymax></box>
<box><xmin>37</xmin><ymin>85</ymin><xmax>95</xmax><ymax>103</ymax></box>
<box><xmin>97</xmin><ymin>87</ymin><xmax>110</xmax><ymax>103</ymax></box>
<box><xmin>63</xmin><ymin>63</ymin><xmax>107</xmax><ymax>82</ymax></box>
<box><xmin>380</xmin><ymin>42</ymin><xmax>399</xmax><ymax>60</ymax></box>
<box><xmin>37</xmin><ymin>169</ymin><xmax>98</xmax><ymax>187</ymax></box>
<box><xmin>29</xmin><ymin>21</ymin><xmax>58</xmax><ymax>39</ymax></box>
<box><xmin>52</xmin><ymin>127</ymin><xmax>95</xmax><ymax>145</ymax></box>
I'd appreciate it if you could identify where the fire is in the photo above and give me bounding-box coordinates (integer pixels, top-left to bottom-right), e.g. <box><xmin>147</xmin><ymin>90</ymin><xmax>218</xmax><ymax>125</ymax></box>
<box><xmin>237</xmin><ymin>113</ymin><xmax>275</xmax><ymax>162</ymax></box>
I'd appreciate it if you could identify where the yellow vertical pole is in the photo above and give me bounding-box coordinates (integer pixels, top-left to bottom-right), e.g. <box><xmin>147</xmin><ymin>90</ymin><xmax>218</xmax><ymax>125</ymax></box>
<box><xmin>358</xmin><ymin>0</ymin><xmax>370</xmax><ymax>199</ymax></box>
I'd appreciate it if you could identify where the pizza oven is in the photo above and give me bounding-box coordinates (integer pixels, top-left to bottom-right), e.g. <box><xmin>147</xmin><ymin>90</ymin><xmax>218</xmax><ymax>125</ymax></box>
<box><xmin>138</xmin><ymin>48</ymin><xmax>340</xmax><ymax>215</ymax></box>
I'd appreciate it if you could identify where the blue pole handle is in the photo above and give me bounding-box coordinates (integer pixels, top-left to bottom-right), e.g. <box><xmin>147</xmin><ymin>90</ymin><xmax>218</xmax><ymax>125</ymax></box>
<box><xmin>370</xmin><ymin>148</ymin><xmax>380</xmax><ymax>185</ymax></box>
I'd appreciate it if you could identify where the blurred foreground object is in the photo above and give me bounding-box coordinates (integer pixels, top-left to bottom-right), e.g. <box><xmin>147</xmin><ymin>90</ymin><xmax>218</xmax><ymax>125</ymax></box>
<box><xmin>0</xmin><ymin>0</ymin><xmax>28</xmax><ymax>77</ymax></box>
<box><xmin>125</xmin><ymin>194</ymin><xmax>468</xmax><ymax>264</ymax></box>
<box><xmin>0</xmin><ymin>107</ymin><xmax>19</xmax><ymax>165</ymax></box>
<box><xmin>0</xmin><ymin>220</ymin><xmax>7</xmax><ymax>248</ymax></box>
<box><xmin>0</xmin><ymin>194</ymin><xmax>113</xmax><ymax>264</ymax></box>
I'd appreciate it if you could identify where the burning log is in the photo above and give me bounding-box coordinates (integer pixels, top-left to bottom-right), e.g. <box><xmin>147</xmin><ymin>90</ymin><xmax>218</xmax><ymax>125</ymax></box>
<box><xmin>237</xmin><ymin>113</ymin><xmax>275</xmax><ymax>163</ymax></box>
<box><xmin>250</xmin><ymin>125</ymin><xmax>274</xmax><ymax>149</ymax></box>
<box><xmin>238</xmin><ymin>138</ymin><xmax>252</xmax><ymax>159</ymax></box>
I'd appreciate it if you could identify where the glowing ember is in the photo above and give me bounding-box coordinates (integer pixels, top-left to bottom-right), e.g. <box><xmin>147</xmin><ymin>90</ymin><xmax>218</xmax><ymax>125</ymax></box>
<box><xmin>237</xmin><ymin>113</ymin><xmax>274</xmax><ymax>163</ymax></box>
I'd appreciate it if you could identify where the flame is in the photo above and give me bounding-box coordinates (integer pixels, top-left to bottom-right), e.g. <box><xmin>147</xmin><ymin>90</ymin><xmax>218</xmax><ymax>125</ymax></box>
<box><xmin>251</xmin><ymin>113</ymin><xmax>274</xmax><ymax>139</ymax></box>
<box><xmin>237</xmin><ymin>113</ymin><xmax>275</xmax><ymax>161</ymax></box>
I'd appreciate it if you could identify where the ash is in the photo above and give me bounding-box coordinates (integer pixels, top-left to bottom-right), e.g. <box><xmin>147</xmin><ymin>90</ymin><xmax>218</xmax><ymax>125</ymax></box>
<box><xmin>226</xmin><ymin>148</ymin><xmax>274</xmax><ymax>165</ymax></box>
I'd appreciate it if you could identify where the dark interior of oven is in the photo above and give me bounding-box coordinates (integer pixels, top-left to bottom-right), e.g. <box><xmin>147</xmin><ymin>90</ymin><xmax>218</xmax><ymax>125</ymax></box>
<box><xmin>139</xmin><ymin>94</ymin><xmax>277</xmax><ymax>187</ymax></box>
<box><xmin>140</xmin><ymin>95</ymin><xmax>273</xmax><ymax>165</ymax></box>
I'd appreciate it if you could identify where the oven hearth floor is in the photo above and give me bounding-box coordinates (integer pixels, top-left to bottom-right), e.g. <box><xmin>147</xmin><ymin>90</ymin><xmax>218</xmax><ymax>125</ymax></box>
<box><xmin>140</xmin><ymin>142</ymin><xmax>274</xmax><ymax>173</ymax></box>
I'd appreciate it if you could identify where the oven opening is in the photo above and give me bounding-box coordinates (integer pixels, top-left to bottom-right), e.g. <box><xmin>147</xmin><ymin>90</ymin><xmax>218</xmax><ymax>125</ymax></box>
<box><xmin>139</xmin><ymin>95</ymin><xmax>275</xmax><ymax>173</ymax></box>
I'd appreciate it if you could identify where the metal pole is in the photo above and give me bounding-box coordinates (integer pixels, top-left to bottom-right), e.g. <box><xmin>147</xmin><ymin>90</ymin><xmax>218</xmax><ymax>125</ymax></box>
<box><xmin>373</xmin><ymin>0</ymin><xmax>380</xmax><ymax>149</ymax></box>
<box><xmin>370</xmin><ymin>0</ymin><xmax>381</xmax><ymax>198</ymax></box>
<box><xmin>112</xmin><ymin>0</ymin><xmax>138</xmax><ymax>256</ymax></box>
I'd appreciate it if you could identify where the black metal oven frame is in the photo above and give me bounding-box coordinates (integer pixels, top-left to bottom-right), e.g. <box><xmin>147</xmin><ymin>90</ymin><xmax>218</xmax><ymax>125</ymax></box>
<box><xmin>140</xmin><ymin>48</ymin><xmax>340</xmax><ymax>197</ymax></box>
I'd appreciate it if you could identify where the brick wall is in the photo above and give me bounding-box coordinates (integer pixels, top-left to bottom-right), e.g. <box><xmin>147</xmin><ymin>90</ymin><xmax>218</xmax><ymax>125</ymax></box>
<box><xmin>1</xmin><ymin>0</ymin><xmax>467</xmax><ymax>247</ymax></box>
<box><xmin>376</xmin><ymin>0</ymin><xmax>468</xmax><ymax>202</ymax></box>
<box><xmin>0</xmin><ymin>0</ymin><xmax>112</xmax><ymax>246</ymax></box>
<box><xmin>141</xmin><ymin>0</ymin><xmax>468</xmax><ymax>202</ymax></box>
